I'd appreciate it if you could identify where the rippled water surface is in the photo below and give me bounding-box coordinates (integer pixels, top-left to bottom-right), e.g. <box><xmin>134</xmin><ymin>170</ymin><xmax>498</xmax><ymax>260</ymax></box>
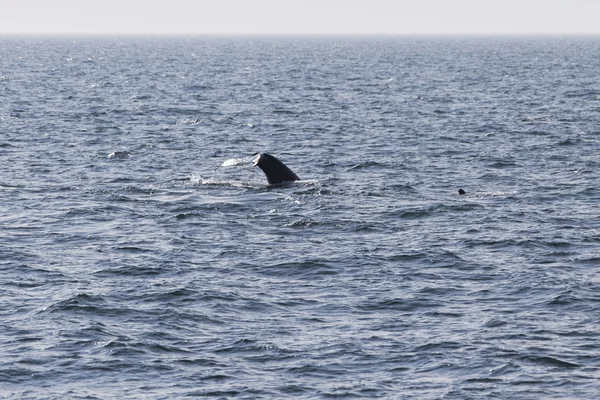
<box><xmin>1</xmin><ymin>36</ymin><xmax>600</xmax><ymax>399</ymax></box>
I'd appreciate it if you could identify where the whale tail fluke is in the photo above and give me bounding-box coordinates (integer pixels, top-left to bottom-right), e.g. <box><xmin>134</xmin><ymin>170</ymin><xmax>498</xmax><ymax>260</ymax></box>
<box><xmin>253</xmin><ymin>153</ymin><xmax>300</xmax><ymax>185</ymax></box>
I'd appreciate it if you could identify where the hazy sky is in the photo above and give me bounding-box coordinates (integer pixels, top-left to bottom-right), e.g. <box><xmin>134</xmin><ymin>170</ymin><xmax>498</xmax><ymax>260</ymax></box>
<box><xmin>2</xmin><ymin>0</ymin><xmax>599</xmax><ymax>35</ymax></box>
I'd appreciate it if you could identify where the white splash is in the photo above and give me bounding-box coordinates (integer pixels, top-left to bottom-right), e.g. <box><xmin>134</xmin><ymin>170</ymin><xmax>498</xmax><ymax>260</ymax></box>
<box><xmin>189</xmin><ymin>173</ymin><xmax>254</xmax><ymax>188</ymax></box>
<box><xmin>221</xmin><ymin>157</ymin><xmax>252</xmax><ymax>167</ymax></box>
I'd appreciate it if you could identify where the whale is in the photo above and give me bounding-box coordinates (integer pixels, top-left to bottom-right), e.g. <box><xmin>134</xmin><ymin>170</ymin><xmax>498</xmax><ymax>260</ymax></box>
<box><xmin>253</xmin><ymin>153</ymin><xmax>300</xmax><ymax>185</ymax></box>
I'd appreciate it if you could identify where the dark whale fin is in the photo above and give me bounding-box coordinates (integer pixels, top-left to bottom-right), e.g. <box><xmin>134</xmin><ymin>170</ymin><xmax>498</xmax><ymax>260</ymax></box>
<box><xmin>253</xmin><ymin>153</ymin><xmax>300</xmax><ymax>184</ymax></box>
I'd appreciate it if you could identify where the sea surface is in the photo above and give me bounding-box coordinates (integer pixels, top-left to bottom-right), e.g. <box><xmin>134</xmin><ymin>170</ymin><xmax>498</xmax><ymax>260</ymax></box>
<box><xmin>1</xmin><ymin>36</ymin><xmax>599</xmax><ymax>399</ymax></box>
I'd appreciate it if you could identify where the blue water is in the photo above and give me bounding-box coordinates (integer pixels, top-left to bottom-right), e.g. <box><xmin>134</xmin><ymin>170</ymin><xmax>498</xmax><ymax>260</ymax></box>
<box><xmin>1</xmin><ymin>36</ymin><xmax>599</xmax><ymax>399</ymax></box>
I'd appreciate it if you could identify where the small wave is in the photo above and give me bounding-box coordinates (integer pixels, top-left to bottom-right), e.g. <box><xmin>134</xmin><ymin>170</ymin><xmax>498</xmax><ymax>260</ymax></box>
<box><xmin>564</xmin><ymin>89</ymin><xmax>600</xmax><ymax>98</ymax></box>
<box><xmin>520</xmin><ymin>355</ymin><xmax>580</xmax><ymax>369</ymax></box>
<box><xmin>548</xmin><ymin>291</ymin><xmax>579</xmax><ymax>306</ymax></box>
<box><xmin>174</xmin><ymin>211</ymin><xmax>203</xmax><ymax>220</ymax></box>
<box><xmin>93</xmin><ymin>264</ymin><xmax>168</xmax><ymax>277</ymax></box>
<box><xmin>519</xmin><ymin>114</ymin><xmax>549</xmax><ymax>123</ymax></box>
<box><xmin>254</xmin><ymin>259</ymin><xmax>340</xmax><ymax>279</ymax></box>
<box><xmin>357</xmin><ymin>297</ymin><xmax>442</xmax><ymax>312</ymax></box>
<box><xmin>114</xmin><ymin>245</ymin><xmax>154</xmax><ymax>254</ymax></box>
<box><xmin>576</xmin><ymin>256</ymin><xmax>600</xmax><ymax>265</ymax></box>
<box><xmin>347</xmin><ymin>161</ymin><xmax>386</xmax><ymax>171</ymax></box>
<box><xmin>286</xmin><ymin>217</ymin><xmax>324</xmax><ymax>228</ymax></box>
<box><xmin>107</xmin><ymin>150</ymin><xmax>131</xmax><ymax>159</ymax></box>
<box><xmin>0</xmin><ymin>181</ymin><xmax>25</xmax><ymax>188</ymax></box>
<box><xmin>39</xmin><ymin>292</ymin><xmax>108</xmax><ymax>315</ymax></box>
<box><xmin>488</xmin><ymin>161</ymin><xmax>520</xmax><ymax>169</ymax></box>
<box><xmin>557</xmin><ymin>138</ymin><xmax>581</xmax><ymax>146</ymax></box>
<box><xmin>179</xmin><ymin>118</ymin><xmax>202</xmax><ymax>125</ymax></box>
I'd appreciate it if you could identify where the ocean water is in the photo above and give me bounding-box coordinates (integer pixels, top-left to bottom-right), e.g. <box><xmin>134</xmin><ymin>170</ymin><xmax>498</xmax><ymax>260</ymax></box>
<box><xmin>1</xmin><ymin>36</ymin><xmax>599</xmax><ymax>399</ymax></box>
